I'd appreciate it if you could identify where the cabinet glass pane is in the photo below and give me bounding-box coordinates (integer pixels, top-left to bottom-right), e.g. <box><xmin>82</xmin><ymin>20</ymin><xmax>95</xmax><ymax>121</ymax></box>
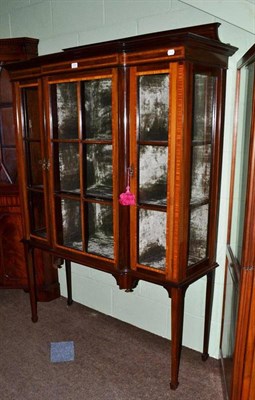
<box><xmin>0</xmin><ymin>148</ymin><xmax>17</xmax><ymax>183</ymax></box>
<box><xmin>190</xmin><ymin>144</ymin><xmax>211</xmax><ymax>203</ymax></box>
<box><xmin>84</xmin><ymin>79</ymin><xmax>112</xmax><ymax>139</ymax></box>
<box><xmin>192</xmin><ymin>75</ymin><xmax>216</xmax><ymax>142</ymax></box>
<box><xmin>1</xmin><ymin>107</ymin><xmax>15</xmax><ymax>145</ymax></box>
<box><xmin>188</xmin><ymin>204</ymin><xmax>209</xmax><ymax>265</ymax></box>
<box><xmin>22</xmin><ymin>87</ymin><xmax>41</xmax><ymax>140</ymax></box>
<box><xmin>57</xmin><ymin>198</ymin><xmax>82</xmax><ymax>250</ymax></box>
<box><xmin>85</xmin><ymin>144</ymin><xmax>112</xmax><ymax>198</ymax></box>
<box><xmin>86</xmin><ymin>202</ymin><xmax>114</xmax><ymax>259</ymax></box>
<box><xmin>138</xmin><ymin>74</ymin><xmax>169</xmax><ymax>141</ymax></box>
<box><xmin>55</xmin><ymin>143</ymin><xmax>80</xmax><ymax>193</ymax></box>
<box><xmin>139</xmin><ymin>145</ymin><xmax>167</xmax><ymax>205</ymax></box>
<box><xmin>27</xmin><ymin>142</ymin><xmax>43</xmax><ymax>187</ymax></box>
<box><xmin>220</xmin><ymin>260</ymin><xmax>239</xmax><ymax>395</ymax></box>
<box><xmin>230</xmin><ymin>64</ymin><xmax>254</xmax><ymax>263</ymax></box>
<box><xmin>138</xmin><ymin>209</ymin><xmax>166</xmax><ymax>270</ymax></box>
<box><xmin>51</xmin><ymin>83</ymin><xmax>78</xmax><ymax>139</ymax></box>
<box><xmin>29</xmin><ymin>191</ymin><xmax>46</xmax><ymax>238</ymax></box>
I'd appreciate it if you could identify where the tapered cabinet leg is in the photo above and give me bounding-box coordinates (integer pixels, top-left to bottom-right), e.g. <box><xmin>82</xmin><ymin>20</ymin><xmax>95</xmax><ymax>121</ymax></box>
<box><xmin>202</xmin><ymin>269</ymin><xmax>215</xmax><ymax>361</ymax></box>
<box><xmin>24</xmin><ymin>242</ymin><xmax>38</xmax><ymax>322</ymax></box>
<box><xmin>170</xmin><ymin>286</ymin><xmax>186</xmax><ymax>390</ymax></box>
<box><xmin>65</xmin><ymin>259</ymin><xmax>73</xmax><ymax>306</ymax></box>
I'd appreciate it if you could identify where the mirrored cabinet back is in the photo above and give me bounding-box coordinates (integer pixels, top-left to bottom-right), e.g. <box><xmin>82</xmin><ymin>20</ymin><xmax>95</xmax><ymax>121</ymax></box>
<box><xmin>6</xmin><ymin>24</ymin><xmax>237</xmax><ymax>390</ymax></box>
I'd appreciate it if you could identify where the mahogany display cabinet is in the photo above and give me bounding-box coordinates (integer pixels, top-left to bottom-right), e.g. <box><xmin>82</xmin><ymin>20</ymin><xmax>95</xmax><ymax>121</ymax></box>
<box><xmin>7</xmin><ymin>23</ymin><xmax>237</xmax><ymax>389</ymax></box>
<box><xmin>220</xmin><ymin>44</ymin><xmax>255</xmax><ymax>400</ymax></box>
<box><xmin>0</xmin><ymin>38</ymin><xmax>59</xmax><ymax>301</ymax></box>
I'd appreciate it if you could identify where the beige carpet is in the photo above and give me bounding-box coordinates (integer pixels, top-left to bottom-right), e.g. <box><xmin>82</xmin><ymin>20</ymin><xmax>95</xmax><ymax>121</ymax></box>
<box><xmin>0</xmin><ymin>289</ymin><xmax>224</xmax><ymax>400</ymax></box>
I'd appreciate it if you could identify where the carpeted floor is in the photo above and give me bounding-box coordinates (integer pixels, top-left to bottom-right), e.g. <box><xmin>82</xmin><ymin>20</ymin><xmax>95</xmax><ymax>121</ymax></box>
<box><xmin>0</xmin><ymin>289</ymin><xmax>224</xmax><ymax>400</ymax></box>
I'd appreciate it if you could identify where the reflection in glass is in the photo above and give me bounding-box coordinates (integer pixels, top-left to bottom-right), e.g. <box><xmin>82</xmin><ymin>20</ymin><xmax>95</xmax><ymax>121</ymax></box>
<box><xmin>139</xmin><ymin>145</ymin><xmax>168</xmax><ymax>205</ymax></box>
<box><xmin>56</xmin><ymin>143</ymin><xmax>80</xmax><ymax>192</ymax></box>
<box><xmin>230</xmin><ymin>64</ymin><xmax>254</xmax><ymax>262</ymax></box>
<box><xmin>27</xmin><ymin>142</ymin><xmax>43</xmax><ymax>187</ymax></box>
<box><xmin>52</xmin><ymin>82</ymin><xmax>78</xmax><ymax>139</ymax></box>
<box><xmin>188</xmin><ymin>204</ymin><xmax>209</xmax><ymax>265</ymax></box>
<box><xmin>192</xmin><ymin>74</ymin><xmax>216</xmax><ymax>142</ymax></box>
<box><xmin>0</xmin><ymin>148</ymin><xmax>17</xmax><ymax>183</ymax></box>
<box><xmin>86</xmin><ymin>202</ymin><xmax>114</xmax><ymax>259</ymax></box>
<box><xmin>59</xmin><ymin>198</ymin><xmax>82</xmax><ymax>250</ymax></box>
<box><xmin>29</xmin><ymin>191</ymin><xmax>46</xmax><ymax>238</ymax></box>
<box><xmin>85</xmin><ymin>144</ymin><xmax>112</xmax><ymax>198</ymax></box>
<box><xmin>22</xmin><ymin>87</ymin><xmax>41</xmax><ymax>140</ymax></box>
<box><xmin>220</xmin><ymin>261</ymin><xmax>239</xmax><ymax>395</ymax></box>
<box><xmin>84</xmin><ymin>79</ymin><xmax>112</xmax><ymax>139</ymax></box>
<box><xmin>190</xmin><ymin>144</ymin><xmax>211</xmax><ymax>203</ymax></box>
<box><xmin>1</xmin><ymin>107</ymin><xmax>16</xmax><ymax>145</ymax></box>
<box><xmin>138</xmin><ymin>74</ymin><xmax>169</xmax><ymax>141</ymax></box>
<box><xmin>138</xmin><ymin>209</ymin><xmax>166</xmax><ymax>270</ymax></box>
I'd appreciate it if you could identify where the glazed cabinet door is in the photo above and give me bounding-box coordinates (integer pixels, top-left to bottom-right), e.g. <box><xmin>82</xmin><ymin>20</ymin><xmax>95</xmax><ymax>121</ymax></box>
<box><xmin>129</xmin><ymin>63</ymin><xmax>220</xmax><ymax>282</ymax></box>
<box><xmin>15</xmin><ymin>81</ymin><xmax>50</xmax><ymax>243</ymax></box>
<box><xmin>129</xmin><ymin>64</ymin><xmax>171</xmax><ymax>277</ymax></box>
<box><xmin>45</xmin><ymin>69</ymin><xmax>119</xmax><ymax>266</ymax></box>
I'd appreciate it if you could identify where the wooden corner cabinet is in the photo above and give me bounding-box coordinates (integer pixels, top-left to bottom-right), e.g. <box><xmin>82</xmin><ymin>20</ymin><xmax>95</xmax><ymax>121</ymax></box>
<box><xmin>6</xmin><ymin>24</ymin><xmax>237</xmax><ymax>389</ymax></box>
<box><xmin>0</xmin><ymin>38</ymin><xmax>60</xmax><ymax>301</ymax></box>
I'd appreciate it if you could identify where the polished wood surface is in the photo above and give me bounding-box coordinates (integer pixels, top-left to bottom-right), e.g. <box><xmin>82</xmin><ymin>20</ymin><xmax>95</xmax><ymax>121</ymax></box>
<box><xmin>7</xmin><ymin>24</ymin><xmax>236</xmax><ymax>390</ymax></box>
<box><xmin>221</xmin><ymin>44</ymin><xmax>255</xmax><ymax>400</ymax></box>
<box><xmin>0</xmin><ymin>38</ymin><xmax>60</xmax><ymax>301</ymax></box>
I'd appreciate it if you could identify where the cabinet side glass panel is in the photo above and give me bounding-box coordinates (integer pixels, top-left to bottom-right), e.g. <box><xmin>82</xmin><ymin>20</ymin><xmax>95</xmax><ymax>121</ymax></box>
<box><xmin>188</xmin><ymin>74</ymin><xmax>216</xmax><ymax>266</ymax></box>
<box><xmin>136</xmin><ymin>72</ymin><xmax>169</xmax><ymax>271</ymax></box>
<box><xmin>230</xmin><ymin>64</ymin><xmax>254</xmax><ymax>263</ymax></box>
<box><xmin>21</xmin><ymin>87</ymin><xmax>47</xmax><ymax>239</ymax></box>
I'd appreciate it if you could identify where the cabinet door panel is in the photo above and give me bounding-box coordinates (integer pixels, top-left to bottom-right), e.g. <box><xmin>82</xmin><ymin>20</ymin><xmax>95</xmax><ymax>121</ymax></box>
<box><xmin>138</xmin><ymin>74</ymin><xmax>169</xmax><ymax>141</ymax></box>
<box><xmin>49</xmin><ymin>72</ymin><xmax>116</xmax><ymax>261</ymax></box>
<box><xmin>55</xmin><ymin>142</ymin><xmax>80</xmax><ymax>193</ymax></box>
<box><xmin>22</xmin><ymin>87</ymin><xmax>41</xmax><ymax>140</ymax></box>
<box><xmin>86</xmin><ymin>202</ymin><xmax>114</xmax><ymax>259</ymax></box>
<box><xmin>56</xmin><ymin>197</ymin><xmax>82</xmax><ymax>250</ymax></box>
<box><xmin>138</xmin><ymin>209</ymin><xmax>166</xmax><ymax>270</ymax></box>
<box><xmin>130</xmin><ymin>69</ymin><xmax>169</xmax><ymax>273</ymax></box>
<box><xmin>26</xmin><ymin>142</ymin><xmax>44</xmax><ymax>187</ymax></box>
<box><xmin>84</xmin><ymin>78</ymin><xmax>112</xmax><ymax>139</ymax></box>
<box><xmin>139</xmin><ymin>145</ymin><xmax>167</xmax><ymax>205</ymax></box>
<box><xmin>21</xmin><ymin>85</ymin><xmax>48</xmax><ymax>241</ymax></box>
<box><xmin>52</xmin><ymin>82</ymin><xmax>78</xmax><ymax>139</ymax></box>
<box><xmin>29</xmin><ymin>191</ymin><xmax>47</xmax><ymax>238</ymax></box>
<box><xmin>85</xmin><ymin>144</ymin><xmax>113</xmax><ymax>198</ymax></box>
